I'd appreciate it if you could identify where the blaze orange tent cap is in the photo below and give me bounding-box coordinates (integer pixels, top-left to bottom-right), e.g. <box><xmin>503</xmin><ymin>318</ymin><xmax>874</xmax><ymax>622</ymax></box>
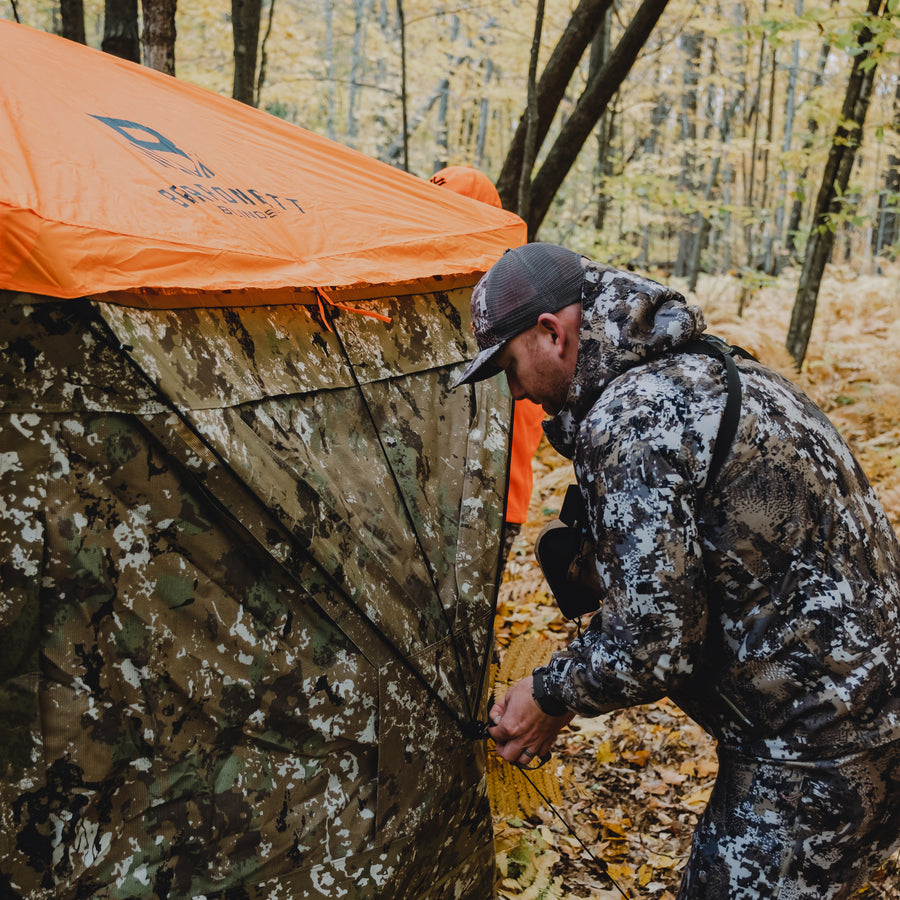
<box><xmin>430</xmin><ymin>167</ymin><xmax>503</xmax><ymax>209</ymax></box>
<box><xmin>0</xmin><ymin>21</ymin><xmax>525</xmax><ymax>306</ymax></box>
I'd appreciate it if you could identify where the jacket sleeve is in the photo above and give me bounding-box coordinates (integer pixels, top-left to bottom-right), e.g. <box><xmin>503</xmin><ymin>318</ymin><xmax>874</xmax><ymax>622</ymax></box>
<box><xmin>537</xmin><ymin>365</ymin><xmax>720</xmax><ymax>716</ymax></box>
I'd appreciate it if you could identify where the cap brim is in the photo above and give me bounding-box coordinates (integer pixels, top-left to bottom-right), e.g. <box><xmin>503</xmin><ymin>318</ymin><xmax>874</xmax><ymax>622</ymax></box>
<box><xmin>451</xmin><ymin>342</ymin><xmax>505</xmax><ymax>388</ymax></box>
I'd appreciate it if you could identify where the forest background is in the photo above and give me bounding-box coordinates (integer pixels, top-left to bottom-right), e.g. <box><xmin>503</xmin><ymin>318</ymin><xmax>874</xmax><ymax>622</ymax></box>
<box><xmin>6</xmin><ymin>0</ymin><xmax>900</xmax><ymax>896</ymax></box>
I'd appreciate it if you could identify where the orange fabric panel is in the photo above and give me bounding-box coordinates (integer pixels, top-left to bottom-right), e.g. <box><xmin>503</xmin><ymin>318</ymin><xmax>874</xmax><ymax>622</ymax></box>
<box><xmin>0</xmin><ymin>22</ymin><xmax>525</xmax><ymax>304</ymax></box>
<box><xmin>430</xmin><ymin>167</ymin><xmax>502</xmax><ymax>209</ymax></box>
<box><xmin>506</xmin><ymin>399</ymin><xmax>545</xmax><ymax>524</ymax></box>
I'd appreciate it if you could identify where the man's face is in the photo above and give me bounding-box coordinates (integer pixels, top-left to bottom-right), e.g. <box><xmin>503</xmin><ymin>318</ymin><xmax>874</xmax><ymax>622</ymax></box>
<box><xmin>494</xmin><ymin>322</ymin><xmax>572</xmax><ymax>415</ymax></box>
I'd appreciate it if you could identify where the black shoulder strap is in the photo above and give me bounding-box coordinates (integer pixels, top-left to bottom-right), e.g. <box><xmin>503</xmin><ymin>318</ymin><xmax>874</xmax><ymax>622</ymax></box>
<box><xmin>558</xmin><ymin>334</ymin><xmax>755</xmax><ymax>527</ymax></box>
<box><xmin>679</xmin><ymin>334</ymin><xmax>755</xmax><ymax>493</ymax></box>
<box><xmin>543</xmin><ymin>334</ymin><xmax>756</xmax><ymax>619</ymax></box>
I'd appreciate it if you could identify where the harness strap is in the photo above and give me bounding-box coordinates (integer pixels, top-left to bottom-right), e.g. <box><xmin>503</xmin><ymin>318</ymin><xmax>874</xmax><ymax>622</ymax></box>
<box><xmin>678</xmin><ymin>334</ymin><xmax>756</xmax><ymax>494</ymax></box>
<box><xmin>545</xmin><ymin>334</ymin><xmax>756</xmax><ymax>620</ymax></box>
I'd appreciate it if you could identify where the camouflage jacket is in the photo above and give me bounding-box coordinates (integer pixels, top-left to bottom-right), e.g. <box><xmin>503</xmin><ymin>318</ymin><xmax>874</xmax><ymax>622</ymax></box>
<box><xmin>536</xmin><ymin>262</ymin><xmax>900</xmax><ymax>761</ymax></box>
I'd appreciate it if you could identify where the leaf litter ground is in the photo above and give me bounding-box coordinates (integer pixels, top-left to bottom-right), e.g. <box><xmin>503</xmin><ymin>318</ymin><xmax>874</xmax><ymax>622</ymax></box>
<box><xmin>489</xmin><ymin>264</ymin><xmax>900</xmax><ymax>899</ymax></box>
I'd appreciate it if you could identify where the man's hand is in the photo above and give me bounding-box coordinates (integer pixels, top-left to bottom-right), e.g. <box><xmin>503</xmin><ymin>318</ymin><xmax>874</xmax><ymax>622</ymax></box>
<box><xmin>487</xmin><ymin>676</ymin><xmax>574</xmax><ymax>766</ymax></box>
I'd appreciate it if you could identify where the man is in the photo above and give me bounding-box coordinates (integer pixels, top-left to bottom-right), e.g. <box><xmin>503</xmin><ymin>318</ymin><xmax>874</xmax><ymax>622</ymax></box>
<box><xmin>454</xmin><ymin>242</ymin><xmax>900</xmax><ymax>898</ymax></box>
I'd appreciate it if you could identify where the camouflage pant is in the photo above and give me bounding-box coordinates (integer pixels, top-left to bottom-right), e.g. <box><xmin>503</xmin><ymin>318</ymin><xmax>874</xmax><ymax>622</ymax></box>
<box><xmin>678</xmin><ymin>741</ymin><xmax>900</xmax><ymax>899</ymax></box>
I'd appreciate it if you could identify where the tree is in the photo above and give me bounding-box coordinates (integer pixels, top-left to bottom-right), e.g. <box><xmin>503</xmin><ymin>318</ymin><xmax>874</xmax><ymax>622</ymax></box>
<box><xmin>432</xmin><ymin>15</ymin><xmax>460</xmax><ymax>173</ymax></box>
<box><xmin>522</xmin><ymin>0</ymin><xmax>671</xmax><ymax>238</ymax></box>
<box><xmin>786</xmin><ymin>0</ymin><xmax>888</xmax><ymax>366</ymax></box>
<box><xmin>743</xmin><ymin>9</ymin><xmax>768</xmax><ymax>269</ymax></box>
<box><xmin>59</xmin><ymin>0</ymin><xmax>86</xmax><ymax>44</ymax></box>
<box><xmin>495</xmin><ymin>0</ymin><xmax>615</xmax><ymax>212</ymax></box>
<box><xmin>763</xmin><ymin>0</ymin><xmax>803</xmax><ymax>275</ymax></box>
<box><xmin>673</xmin><ymin>28</ymin><xmax>702</xmax><ymax>279</ymax></box>
<box><xmin>324</xmin><ymin>0</ymin><xmax>336</xmax><ymax>138</ymax></box>
<box><xmin>785</xmin><ymin>39</ymin><xmax>831</xmax><ymax>260</ymax></box>
<box><xmin>255</xmin><ymin>0</ymin><xmax>275</xmax><ymax>108</ymax></box>
<box><xmin>874</xmin><ymin>77</ymin><xmax>900</xmax><ymax>256</ymax></box>
<box><xmin>383</xmin><ymin>18</ymin><xmax>473</xmax><ymax>169</ymax></box>
<box><xmin>346</xmin><ymin>0</ymin><xmax>372</xmax><ymax>145</ymax></box>
<box><xmin>590</xmin><ymin>6</ymin><xmax>615</xmax><ymax>232</ymax></box>
<box><xmin>395</xmin><ymin>0</ymin><xmax>409</xmax><ymax>170</ymax></box>
<box><xmin>686</xmin><ymin>90</ymin><xmax>743</xmax><ymax>291</ymax></box>
<box><xmin>517</xmin><ymin>0</ymin><xmax>545</xmax><ymax>224</ymax></box>
<box><xmin>232</xmin><ymin>0</ymin><xmax>261</xmax><ymax>105</ymax></box>
<box><xmin>102</xmin><ymin>0</ymin><xmax>140</xmax><ymax>62</ymax></box>
<box><xmin>141</xmin><ymin>0</ymin><xmax>176</xmax><ymax>75</ymax></box>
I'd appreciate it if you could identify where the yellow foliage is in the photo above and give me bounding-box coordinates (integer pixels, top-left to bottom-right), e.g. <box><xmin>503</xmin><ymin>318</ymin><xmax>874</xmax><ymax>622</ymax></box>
<box><xmin>595</xmin><ymin>740</ymin><xmax>616</xmax><ymax>766</ymax></box>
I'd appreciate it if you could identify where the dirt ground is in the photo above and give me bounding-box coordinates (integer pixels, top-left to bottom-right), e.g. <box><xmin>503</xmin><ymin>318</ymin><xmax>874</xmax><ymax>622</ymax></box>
<box><xmin>489</xmin><ymin>263</ymin><xmax>900</xmax><ymax>899</ymax></box>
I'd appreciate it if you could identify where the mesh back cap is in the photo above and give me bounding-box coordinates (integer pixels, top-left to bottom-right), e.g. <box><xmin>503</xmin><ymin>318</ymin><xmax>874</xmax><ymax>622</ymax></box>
<box><xmin>452</xmin><ymin>242</ymin><xmax>586</xmax><ymax>387</ymax></box>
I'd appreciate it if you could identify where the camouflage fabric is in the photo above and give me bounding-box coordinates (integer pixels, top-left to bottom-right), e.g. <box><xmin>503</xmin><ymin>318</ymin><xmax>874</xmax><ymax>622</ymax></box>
<box><xmin>530</xmin><ymin>260</ymin><xmax>900</xmax><ymax>891</ymax></box>
<box><xmin>0</xmin><ymin>287</ymin><xmax>510</xmax><ymax>899</ymax></box>
<box><xmin>679</xmin><ymin>742</ymin><xmax>900</xmax><ymax>899</ymax></box>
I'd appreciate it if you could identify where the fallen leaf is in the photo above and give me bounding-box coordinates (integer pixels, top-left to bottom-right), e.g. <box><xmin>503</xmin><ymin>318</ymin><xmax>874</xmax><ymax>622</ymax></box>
<box><xmin>683</xmin><ymin>786</ymin><xmax>713</xmax><ymax>808</ymax></box>
<box><xmin>596</xmin><ymin>739</ymin><xmax>617</xmax><ymax>765</ymax></box>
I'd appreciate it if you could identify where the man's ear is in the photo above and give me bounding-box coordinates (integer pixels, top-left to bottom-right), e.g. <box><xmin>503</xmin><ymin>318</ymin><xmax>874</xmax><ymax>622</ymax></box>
<box><xmin>536</xmin><ymin>312</ymin><xmax>568</xmax><ymax>355</ymax></box>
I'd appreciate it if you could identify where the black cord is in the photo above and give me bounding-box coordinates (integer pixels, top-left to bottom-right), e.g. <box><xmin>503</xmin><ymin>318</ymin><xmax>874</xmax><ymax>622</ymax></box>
<box><xmin>513</xmin><ymin>762</ymin><xmax>631</xmax><ymax>899</ymax></box>
<box><xmin>317</xmin><ymin>291</ymin><xmax>486</xmax><ymax>730</ymax></box>
<box><xmin>89</xmin><ymin>300</ymin><xmax>495</xmax><ymax>740</ymax></box>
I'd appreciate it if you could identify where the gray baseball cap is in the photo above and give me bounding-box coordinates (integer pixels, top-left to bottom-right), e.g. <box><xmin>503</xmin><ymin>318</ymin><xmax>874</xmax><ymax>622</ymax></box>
<box><xmin>452</xmin><ymin>243</ymin><xmax>586</xmax><ymax>387</ymax></box>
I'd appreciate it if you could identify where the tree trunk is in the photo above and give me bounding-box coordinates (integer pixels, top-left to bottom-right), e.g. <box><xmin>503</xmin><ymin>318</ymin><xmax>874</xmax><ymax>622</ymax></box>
<box><xmin>786</xmin><ymin>0</ymin><xmax>885</xmax><ymax>366</ymax></box>
<box><xmin>255</xmin><ymin>0</ymin><xmax>275</xmax><ymax>108</ymax></box>
<box><xmin>686</xmin><ymin>91</ymin><xmax>742</xmax><ymax>290</ymax></box>
<box><xmin>716</xmin><ymin>0</ymin><xmax>748</xmax><ymax>276</ymax></box>
<box><xmin>875</xmin><ymin>77</ymin><xmax>900</xmax><ymax>256</ymax></box>
<box><xmin>525</xmin><ymin>0</ymin><xmax>670</xmax><ymax>237</ymax></box>
<box><xmin>324</xmin><ymin>0</ymin><xmax>336</xmax><ymax>138</ymax></box>
<box><xmin>60</xmin><ymin>0</ymin><xmax>86</xmax><ymax>43</ymax></box>
<box><xmin>102</xmin><ymin>0</ymin><xmax>140</xmax><ymax>62</ymax></box>
<box><xmin>141</xmin><ymin>0</ymin><xmax>176</xmax><ymax>75</ymax></box>
<box><xmin>632</xmin><ymin>61</ymin><xmax>669</xmax><ymax>264</ymax></box>
<box><xmin>765</xmin><ymin>0</ymin><xmax>801</xmax><ymax>275</ymax></box>
<box><xmin>496</xmin><ymin>0</ymin><xmax>615</xmax><ymax>210</ymax></box>
<box><xmin>687</xmin><ymin>157</ymin><xmax>720</xmax><ymax>291</ymax></box>
<box><xmin>384</xmin><ymin>40</ymin><xmax>472</xmax><ymax>166</ymax></box>
<box><xmin>433</xmin><ymin>15</ymin><xmax>459</xmax><ymax>174</ymax></box>
<box><xmin>674</xmin><ymin>29</ymin><xmax>701</xmax><ymax>279</ymax></box>
<box><xmin>785</xmin><ymin>39</ymin><xmax>830</xmax><ymax>258</ymax></box>
<box><xmin>591</xmin><ymin>7</ymin><xmax>614</xmax><ymax>231</ymax></box>
<box><xmin>395</xmin><ymin>0</ymin><xmax>409</xmax><ymax>171</ymax></box>
<box><xmin>758</xmin><ymin>44</ymin><xmax>776</xmax><ymax>214</ymax></box>
<box><xmin>232</xmin><ymin>0</ymin><xmax>261</xmax><ymax>106</ymax></box>
<box><xmin>347</xmin><ymin>0</ymin><xmax>371</xmax><ymax>143</ymax></box>
<box><xmin>518</xmin><ymin>0</ymin><xmax>544</xmax><ymax>228</ymax></box>
<box><xmin>434</xmin><ymin>78</ymin><xmax>450</xmax><ymax>173</ymax></box>
<box><xmin>743</xmin><ymin>7</ymin><xmax>767</xmax><ymax>268</ymax></box>
<box><xmin>475</xmin><ymin>57</ymin><xmax>493</xmax><ymax>168</ymax></box>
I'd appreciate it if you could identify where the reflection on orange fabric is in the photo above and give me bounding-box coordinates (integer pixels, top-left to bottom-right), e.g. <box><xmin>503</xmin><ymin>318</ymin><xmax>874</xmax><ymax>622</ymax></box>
<box><xmin>506</xmin><ymin>399</ymin><xmax>545</xmax><ymax>524</ymax></box>
<box><xmin>0</xmin><ymin>21</ymin><xmax>525</xmax><ymax>303</ymax></box>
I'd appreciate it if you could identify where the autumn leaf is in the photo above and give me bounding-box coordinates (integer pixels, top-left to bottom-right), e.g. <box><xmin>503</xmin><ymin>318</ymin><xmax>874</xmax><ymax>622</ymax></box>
<box><xmin>595</xmin><ymin>740</ymin><xmax>616</xmax><ymax>765</ymax></box>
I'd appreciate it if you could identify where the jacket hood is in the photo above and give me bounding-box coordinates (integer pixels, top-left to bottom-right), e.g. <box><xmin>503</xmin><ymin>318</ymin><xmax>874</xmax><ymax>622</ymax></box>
<box><xmin>544</xmin><ymin>261</ymin><xmax>706</xmax><ymax>458</ymax></box>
